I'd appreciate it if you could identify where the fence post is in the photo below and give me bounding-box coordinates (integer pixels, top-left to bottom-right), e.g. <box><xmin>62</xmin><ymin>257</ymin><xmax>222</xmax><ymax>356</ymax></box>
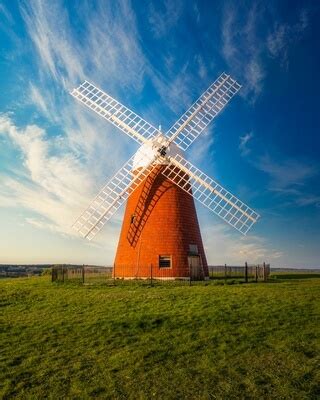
<box><xmin>263</xmin><ymin>262</ymin><xmax>267</xmax><ymax>282</ymax></box>
<box><xmin>113</xmin><ymin>263</ymin><xmax>116</xmax><ymax>285</ymax></box>
<box><xmin>82</xmin><ymin>265</ymin><xmax>85</xmax><ymax>284</ymax></box>
<box><xmin>224</xmin><ymin>264</ymin><xmax>227</xmax><ymax>283</ymax></box>
<box><xmin>150</xmin><ymin>264</ymin><xmax>153</xmax><ymax>287</ymax></box>
<box><xmin>255</xmin><ymin>265</ymin><xmax>258</xmax><ymax>282</ymax></box>
<box><xmin>189</xmin><ymin>264</ymin><xmax>192</xmax><ymax>286</ymax></box>
<box><xmin>245</xmin><ymin>262</ymin><xmax>248</xmax><ymax>283</ymax></box>
<box><xmin>62</xmin><ymin>266</ymin><xmax>65</xmax><ymax>283</ymax></box>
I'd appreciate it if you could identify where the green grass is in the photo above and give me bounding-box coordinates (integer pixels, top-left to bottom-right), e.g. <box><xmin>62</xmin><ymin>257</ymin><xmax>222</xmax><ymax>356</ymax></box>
<box><xmin>271</xmin><ymin>272</ymin><xmax>320</xmax><ymax>280</ymax></box>
<box><xmin>1</xmin><ymin>276</ymin><xmax>319</xmax><ymax>399</ymax></box>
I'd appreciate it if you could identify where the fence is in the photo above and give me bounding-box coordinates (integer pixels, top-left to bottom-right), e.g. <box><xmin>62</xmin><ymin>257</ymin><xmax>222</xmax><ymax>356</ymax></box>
<box><xmin>208</xmin><ymin>263</ymin><xmax>270</xmax><ymax>282</ymax></box>
<box><xmin>51</xmin><ymin>266</ymin><xmax>112</xmax><ymax>284</ymax></box>
<box><xmin>52</xmin><ymin>263</ymin><xmax>270</xmax><ymax>285</ymax></box>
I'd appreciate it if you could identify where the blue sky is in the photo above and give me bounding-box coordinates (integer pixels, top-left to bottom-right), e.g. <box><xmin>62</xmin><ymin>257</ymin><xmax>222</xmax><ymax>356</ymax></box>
<box><xmin>0</xmin><ymin>0</ymin><xmax>319</xmax><ymax>267</ymax></box>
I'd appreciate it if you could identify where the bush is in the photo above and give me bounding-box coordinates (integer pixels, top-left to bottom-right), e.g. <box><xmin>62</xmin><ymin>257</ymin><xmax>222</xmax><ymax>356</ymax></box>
<box><xmin>41</xmin><ymin>268</ymin><xmax>52</xmax><ymax>276</ymax></box>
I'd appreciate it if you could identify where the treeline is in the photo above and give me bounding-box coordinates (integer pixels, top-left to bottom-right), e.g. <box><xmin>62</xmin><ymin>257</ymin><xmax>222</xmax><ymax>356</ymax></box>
<box><xmin>0</xmin><ymin>264</ymin><xmax>105</xmax><ymax>278</ymax></box>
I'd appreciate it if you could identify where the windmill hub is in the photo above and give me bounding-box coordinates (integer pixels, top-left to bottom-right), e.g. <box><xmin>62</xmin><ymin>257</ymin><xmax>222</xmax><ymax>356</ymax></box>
<box><xmin>132</xmin><ymin>136</ymin><xmax>182</xmax><ymax>171</ymax></box>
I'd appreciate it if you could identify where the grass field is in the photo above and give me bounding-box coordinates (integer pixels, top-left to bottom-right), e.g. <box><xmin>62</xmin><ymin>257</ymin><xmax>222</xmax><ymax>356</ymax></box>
<box><xmin>1</xmin><ymin>276</ymin><xmax>320</xmax><ymax>399</ymax></box>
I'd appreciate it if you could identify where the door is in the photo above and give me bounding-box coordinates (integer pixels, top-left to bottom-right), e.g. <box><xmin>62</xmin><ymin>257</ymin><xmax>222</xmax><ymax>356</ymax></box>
<box><xmin>188</xmin><ymin>256</ymin><xmax>204</xmax><ymax>280</ymax></box>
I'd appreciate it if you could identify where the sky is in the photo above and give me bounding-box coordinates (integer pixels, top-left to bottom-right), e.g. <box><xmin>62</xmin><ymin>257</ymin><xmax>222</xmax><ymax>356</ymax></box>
<box><xmin>0</xmin><ymin>0</ymin><xmax>319</xmax><ymax>268</ymax></box>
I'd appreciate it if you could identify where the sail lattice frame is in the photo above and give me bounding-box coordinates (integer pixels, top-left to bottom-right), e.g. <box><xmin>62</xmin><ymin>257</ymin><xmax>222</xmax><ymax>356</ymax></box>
<box><xmin>162</xmin><ymin>154</ymin><xmax>260</xmax><ymax>235</ymax></box>
<box><xmin>166</xmin><ymin>73</ymin><xmax>241</xmax><ymax>151</ymax></box>
<box><xmin>71</xmin><ymin>81</ymin><xmax>159</xmax><ymax>144</ymax></box>
<box><xmin>73</xmin><ymin>151</ymin><xmax>164</xmax><ymax>240</ymax></box>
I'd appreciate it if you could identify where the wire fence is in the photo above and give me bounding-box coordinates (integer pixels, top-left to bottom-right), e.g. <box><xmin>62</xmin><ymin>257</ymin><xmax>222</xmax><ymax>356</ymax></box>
<box><xmin>208</xmin><ymin>264</ymin><xmax>270</xmax><ymax>282</ymax></box>
<box><xmin>52</xmin><ymin>263</ymin><xmax>270</xmax><ymax>286</ymax></box>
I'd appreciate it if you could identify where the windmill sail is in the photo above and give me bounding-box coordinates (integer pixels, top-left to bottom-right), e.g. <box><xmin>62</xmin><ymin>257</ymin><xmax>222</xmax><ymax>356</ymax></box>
<box><xmin>73</xmin><ymin>150</ymin><xmax>163</xmax><ymax>240</ymax></box>
<box><xmin>162</xmin><ymin>154</ymin><xmax>259</xmax><ymax>235</ymax></box>
<box><xmin>166</xmin><ymin>73</ymin><xmax>241</xmax><ymax>150</ymax></box>
<box><xmin>71</xmin><ymin>81</ymin><xmax>159</xmax><ymax>144</ymax></box>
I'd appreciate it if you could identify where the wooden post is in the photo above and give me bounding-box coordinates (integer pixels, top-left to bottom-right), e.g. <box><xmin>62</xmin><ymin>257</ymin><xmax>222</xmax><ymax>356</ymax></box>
<box><xmin>255</xmin><ymin>265</ymin><xmax>258</xmax><ymax>282</ymax></box>
<box><xmin>113</xmin><ymin>263</ymin><xmax>116</xmax><ymax>285</ymax></box>
<box><xmin>62</xmin><ymin>266</ymin><xmax>65</xmax><ymax>283</ymax></box>
<box><xmin>263</xmin><ymin>262</ymin><xmax>267</xmax><ymax>282</ymax></box>
<box><xmin>82</xmin><ymin>265</ymin><xmax>85</xmax><ymax>284</ymax></box>
<box><xmin>245</xmin><ymin>262</ymin><xmax>248</xmax><ymax>283</ymax></box>
<box><xmin>150</xmin><ymin>264</ymin><xmax>153</xmax><ymax>287</ymax></box>
<box><xmin>224</xmin><ymin>264</ymin><xmax>227</xmax><ymax>283</ymax></box>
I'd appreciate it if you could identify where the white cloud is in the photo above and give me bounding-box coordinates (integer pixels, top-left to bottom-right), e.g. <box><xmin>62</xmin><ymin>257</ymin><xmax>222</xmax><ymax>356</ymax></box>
<box><xmin>20</xmin><ymin>0</ymin><xmax>199</xmax><ymax>125</ymax></box>
<box><xmin>29</xmin><ymin>83</ymin><xmax>51</xmax><ymax>119</ymax></box>
<box><xmin>152</xmin><ymin>69</ymin><xmax>195</xmax><ymax>116</ymax></box>
<box><xmin>257</xmin><ymin>155</ymin><xmax>316</xmax><ymax>192</ymax></box>
<box><xmin>0</xmin><ymin>115</ymin><xmax>96</xmax><ymax>236</ymax></box>
<box><xmin>221</xmin><ymin>5</ymin><xmax>309</xmax><ymax>101</ymax></box>
<box><xmin>221</xmin><ymin>4</ymin><xmax>265</xmax><ymax>102</ymax></box>
<box><xmin>255</xmin><ymin>154</ymin><xmax>319</xmax><ymax>208</ymax></box>
<box><xmin>195</xmin><ymin>54</ymin><xmax>207</xmax><ymax>80</ymax></box>
<box><xmin>20</xmin><ymin>0</ymin><xmax>85</xmax><ymax>87</ymax></box>
<box><xmin>0</xmin><ymin>3</ymin><xmax>13</xmax><ymax>24</ymax></box>
<box><xmin>202</xmin><ymin>223</ymin><xmax>283</xmax><ymax>265</ymax></box>
<box><xmin>293</xmin><ymin>194</ymin><xmax>320</xmax><ymax>208</ymax></box>
<box><xmin>267</xmin><ymin>9</ymin><xmax>309</xmax><ymax>67</ymax></box>
<box><xmin>25</xmin><ymin>216</ymin><xmax>63</xmax><ymax>234</ymax></box>
<box><xmin>193</xmin><ymin>3</ymin><xmax>200</xmax><ymax>24</ymax></box>
<box><xmin>188</xmin><ymin>124</ymin><xmax>215</xmax><ymax>165</ymax></box>
<box><xmin>148</xmin><ymin>0</ymin><xmax>182</xmax><ymax>39</ymax></box>
<box><xmin>239</xmin><ymin>132</ymin><xmax>254</xmax><ymax>157</ymax></box>
<box><xmin>82</xmin><ymin>0</ymin><xmax>147</xmax><ymax>93</ymax></box>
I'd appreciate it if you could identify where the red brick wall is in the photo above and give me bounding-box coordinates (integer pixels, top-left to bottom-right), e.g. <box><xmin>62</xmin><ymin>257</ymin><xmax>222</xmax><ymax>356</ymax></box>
<box><xmin>114</xmin><ymin>166</ymin><xmax>208</xmax><ymax>278</ymax></box>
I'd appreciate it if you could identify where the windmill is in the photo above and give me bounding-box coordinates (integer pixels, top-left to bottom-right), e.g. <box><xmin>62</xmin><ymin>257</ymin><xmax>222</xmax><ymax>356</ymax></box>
<box><xmin>70</xmin><ymin>73</ymin><xmax>260</xmax><ymax>279</ymax></box>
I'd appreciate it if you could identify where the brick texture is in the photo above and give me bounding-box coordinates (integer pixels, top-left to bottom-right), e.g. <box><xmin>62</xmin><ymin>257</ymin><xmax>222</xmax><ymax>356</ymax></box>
<box><xmin>114</xmin><ymin>165</ymin><xmax>208</xmax><ymax>278</ymax></box>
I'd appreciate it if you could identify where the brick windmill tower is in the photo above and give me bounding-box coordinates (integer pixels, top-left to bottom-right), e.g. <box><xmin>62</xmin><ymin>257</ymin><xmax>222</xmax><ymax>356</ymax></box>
<box><xmin>71</xmin><ymin>73</ymin><xmax>259</xmax><ymax>279</ymax></box>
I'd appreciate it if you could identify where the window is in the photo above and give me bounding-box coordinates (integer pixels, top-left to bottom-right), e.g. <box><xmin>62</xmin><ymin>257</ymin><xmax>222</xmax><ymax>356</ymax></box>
<box><xmin>189</xmin><ymin>244</ymin><xmax>198</xmax><ymax>255</ymax></box>
<box><xmin>159</xmin><ymin>255</ymin><xmax>171</xmax><ymax>268</ymax></box>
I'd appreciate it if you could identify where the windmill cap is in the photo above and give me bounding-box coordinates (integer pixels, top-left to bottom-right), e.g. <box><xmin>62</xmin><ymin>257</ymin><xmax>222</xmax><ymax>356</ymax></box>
<box><xmin>132</xmin><ymin>138</ymin><xmax>183</xmax><ymax>170</ymax></box>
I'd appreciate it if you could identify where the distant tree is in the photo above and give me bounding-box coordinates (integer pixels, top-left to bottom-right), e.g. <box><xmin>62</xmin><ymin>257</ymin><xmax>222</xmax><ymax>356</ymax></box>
<box><xmin>41</xmin><ymin>268</ymin><xmax>52</xmax><ymax>276</ymax></box>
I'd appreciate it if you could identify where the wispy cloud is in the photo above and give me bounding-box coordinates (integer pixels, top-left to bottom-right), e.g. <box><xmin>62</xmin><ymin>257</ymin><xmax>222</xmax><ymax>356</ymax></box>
<box><xmin>81</xmin><ymin>0</ymin><xmax>148</xmax><ymax>93</ymax></box>
<box><xmin>21</xmin><ymin>1</ymin><xmax>84</xmax><ymax>87</ymax></box>
<box><xmin>0</xmin><ymin>3</ymin><xmax>22</xmax><ymax>54</ymax></box>
<box><xmin>195</xmin><ymin>54</ymin><xmax>207</xmax><ymax>80</ymax></box>
<box><xmin>151</xmin><ymin>63</ymin><xmax>196</xmax><ymax>117</ymax></box>
<box><xmin>221</xmin><ymin>3</ymin><xmax>265</xmax><ymax>102</ymax></box>
<box><xmin>257</xmin><ymin>155</ymin><xmax>316</xmax><ymax>192</ymax></box>
<box><xmin>239</xmin><ymin>132</ymin><xmax>254</xmax><ymax>157</ymax></box>
<box><xmin>221</xmin><ymin>4</ymin><xmax>309</xmax><ymax>101</ymax></box>
<box><xmin>148</xmin><ymin>0</ymin><xmax>182</xmax><ymax>39</ymax></box>
<box><xmin>0</xmin><ymin>115</ymin><xmax>94</xmax><ymax>231</ymax></box>
<box><xmin>295</xmin><ymin>194</ymin><xmax>320</xmax><ymax>208</ymax></box>
<box><xmin>255</xmin><ymin>154</ymin><xmax>319</xmax><ymax>207</ymax></box>
<box><xmin>202</xmin><ymin>224</ymin><xmax>283</xmax><ymax>265</ymax></box>
<box><xmin>267</xmin><ymin>9</ymin><xmax>309</xmax><ymax>68</ymax></box>
<box><xmin>0</xmin><ymin>3</ymin><xmax>13</xmax><ymax>24</ymax></box>
<box><xmin>29</xmin><ymin>83</ymin><xmax>51</xmax><ymax>119</ymax></box>
<box><xmin>20</xmin><ymin>0</ymin><xmax>200</xmax><ymax>124</ymax></box>
<box><xmin>193</xmin><ymin>3</ymin><xmax>200</xmax><ymax>24</ymax></box>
